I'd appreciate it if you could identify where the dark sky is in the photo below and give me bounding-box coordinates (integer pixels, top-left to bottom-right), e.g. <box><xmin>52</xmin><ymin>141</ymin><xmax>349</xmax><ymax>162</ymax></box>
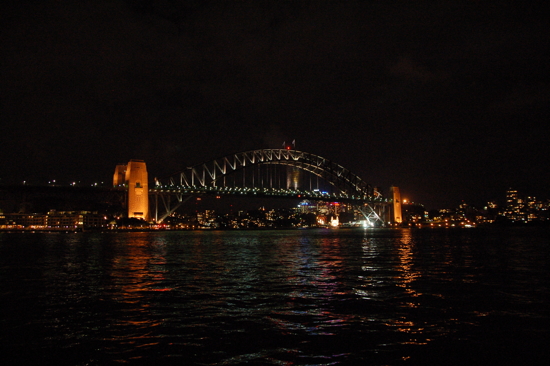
<box><xmin>1</xmin><ymin>0</ymin><xmax>549</xmax><ymax>209</ymax></box>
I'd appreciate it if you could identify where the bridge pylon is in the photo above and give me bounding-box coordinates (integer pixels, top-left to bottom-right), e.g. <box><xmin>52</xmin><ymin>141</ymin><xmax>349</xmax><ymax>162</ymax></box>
<box><xmin>113</xmin><ymin>160</ymin><xmax>149</xmax><ymax>221</ymax></box>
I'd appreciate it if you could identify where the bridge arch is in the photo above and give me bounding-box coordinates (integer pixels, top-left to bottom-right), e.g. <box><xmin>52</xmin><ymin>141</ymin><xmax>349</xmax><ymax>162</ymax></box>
<box><xmin>161</xmin><ymin>149</ymin><xmax>374</xmax><ymax>197</ymax></box>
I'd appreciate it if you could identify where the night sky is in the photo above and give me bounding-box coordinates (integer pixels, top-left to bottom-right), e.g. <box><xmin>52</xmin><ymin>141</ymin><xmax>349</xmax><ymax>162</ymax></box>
<box><xmin>1</xmin><ymin>1</ymin><xmax>548</xmax><ymax>209</ymax></box>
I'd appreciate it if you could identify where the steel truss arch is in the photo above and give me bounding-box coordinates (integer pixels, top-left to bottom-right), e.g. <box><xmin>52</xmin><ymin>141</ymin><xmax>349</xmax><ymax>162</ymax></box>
<box><xmin>162</xmin><ymin>149</ymin><xmax>373</xmax><ymax>197</ymax></box>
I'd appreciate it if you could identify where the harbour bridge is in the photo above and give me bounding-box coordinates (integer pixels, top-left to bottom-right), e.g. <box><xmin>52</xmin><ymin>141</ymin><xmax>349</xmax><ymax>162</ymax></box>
<box><xmin>142</xmin><ymin>149</ymin><xmax>401</xmax><ymax>226</ymax></box>
<box><xmin>0</xmin><ymin>149</ymin><xmax>402</xmax><ymax>227</ymax></box>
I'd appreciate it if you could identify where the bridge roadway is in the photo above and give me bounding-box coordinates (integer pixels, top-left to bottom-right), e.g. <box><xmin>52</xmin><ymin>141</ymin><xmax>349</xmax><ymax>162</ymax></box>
<box><xmin>150</xmin><ymin>185</ymin><xmax>388</xmax><ymax>204</ymax></box>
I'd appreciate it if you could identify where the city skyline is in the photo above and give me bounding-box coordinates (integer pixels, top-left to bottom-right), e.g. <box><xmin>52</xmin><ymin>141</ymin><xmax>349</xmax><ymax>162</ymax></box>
<box><xmin>1</xmin><ymin>1</ymin><xmax>548</xmax><ymax>209</ymax></box>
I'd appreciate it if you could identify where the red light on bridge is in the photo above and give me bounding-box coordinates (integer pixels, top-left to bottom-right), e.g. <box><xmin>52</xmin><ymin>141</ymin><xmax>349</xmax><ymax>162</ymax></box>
<box><xmin>286</xmin><ymin>146</ymin><xmax>291</xmax><ymax>150</ymax></box>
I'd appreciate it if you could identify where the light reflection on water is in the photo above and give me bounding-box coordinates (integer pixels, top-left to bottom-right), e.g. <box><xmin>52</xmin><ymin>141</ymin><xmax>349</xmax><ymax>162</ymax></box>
<box><xmin>0</xmin><ymin>228</ymin><xmax>549</xmax><ymax>365</ymax></box>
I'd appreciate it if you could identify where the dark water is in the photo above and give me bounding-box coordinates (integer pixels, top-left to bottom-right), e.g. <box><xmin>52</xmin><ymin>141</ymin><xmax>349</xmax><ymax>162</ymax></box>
<box><xmin>1</xmin><ymin>228</ymin><xmax>548</xmax><ymax>365</ymax></box>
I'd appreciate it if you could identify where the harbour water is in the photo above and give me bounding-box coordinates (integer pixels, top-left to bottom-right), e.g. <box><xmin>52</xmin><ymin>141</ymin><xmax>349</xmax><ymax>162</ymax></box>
<box><xmin>1</xmin><ymin>228</ymin><xmax>548</xmax><ymax>365</ymax></box>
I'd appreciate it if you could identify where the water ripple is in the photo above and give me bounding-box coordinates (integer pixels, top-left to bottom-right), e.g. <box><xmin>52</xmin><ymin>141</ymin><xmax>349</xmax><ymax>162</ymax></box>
<box><xmin>1</xmin><ymin>228</ymin><xmax>549</xmax><ymax>365</ymax></box>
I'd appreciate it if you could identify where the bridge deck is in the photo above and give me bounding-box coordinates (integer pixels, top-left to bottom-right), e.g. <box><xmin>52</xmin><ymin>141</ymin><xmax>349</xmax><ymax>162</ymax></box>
<box><xmin>150</xmin><ymin>186</ymin><xmax>390</xmax><ymax>204</ymax></box>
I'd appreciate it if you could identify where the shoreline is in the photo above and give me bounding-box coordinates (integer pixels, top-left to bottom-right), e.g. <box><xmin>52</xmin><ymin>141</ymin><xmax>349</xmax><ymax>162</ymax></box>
<box><xmin>2</xmin><ymin>222</ymin><xmax>549</xmax><ymax>233</ymax></box>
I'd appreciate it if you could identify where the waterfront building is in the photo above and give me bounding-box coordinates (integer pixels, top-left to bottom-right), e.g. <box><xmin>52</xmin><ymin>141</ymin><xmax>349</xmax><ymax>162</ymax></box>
<box><xmin>0</xmin><ymin>211</ymin><xmax>107</xmax><ymax>230</ymax></box>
